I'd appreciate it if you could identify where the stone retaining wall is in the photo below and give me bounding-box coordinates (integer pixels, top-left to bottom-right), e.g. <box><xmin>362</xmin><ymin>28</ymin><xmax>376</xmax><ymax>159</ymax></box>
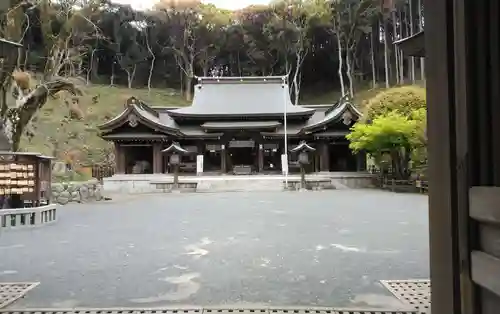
<box><xmin>51</xmin><ymin>179</ymin><xmax>104</xmax><ymax>205</ymax></box>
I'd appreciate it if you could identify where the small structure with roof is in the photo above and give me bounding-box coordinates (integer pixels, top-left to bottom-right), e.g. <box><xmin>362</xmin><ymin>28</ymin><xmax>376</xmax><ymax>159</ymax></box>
<box><xmin>98</xmin><ymin>76</ymin><xmax>365</xmax><ymax>176</ymax></box>
<box><xmin>395</xmin><ymin>31</ymin><xmax>425</xmax><ymax>57</ymax></box>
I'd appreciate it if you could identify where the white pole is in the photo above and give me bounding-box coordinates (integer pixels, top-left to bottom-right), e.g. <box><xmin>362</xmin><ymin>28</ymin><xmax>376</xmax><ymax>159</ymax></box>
<box><xmin>283</xmin><ymin>76</ymin><xmax>288</xmax><ymax>186</ymax></box>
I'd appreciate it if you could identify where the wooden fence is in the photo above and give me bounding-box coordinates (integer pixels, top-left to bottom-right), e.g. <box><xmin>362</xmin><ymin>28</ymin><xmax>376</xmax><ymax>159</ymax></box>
<box><xmin>91</xmin><ymin>165</ymin><xmax>115</xmax><ymax>182</ymax></box>
<box><xmin>368</xmin><ymin>165</ymin><xmax>428</xmax><ymax>194</ymax></box>
<box><xmin>379</xmin><ymin>177</ymin><xmax>429</xmax><ymax>194</ymax></box>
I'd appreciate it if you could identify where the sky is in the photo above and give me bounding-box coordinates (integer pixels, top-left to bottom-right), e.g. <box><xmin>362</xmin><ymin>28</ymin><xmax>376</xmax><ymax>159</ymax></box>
<box><xmin>112</xmin><ymin>0</ymin><xmax>271</xmax><ymax>11</ymax></box>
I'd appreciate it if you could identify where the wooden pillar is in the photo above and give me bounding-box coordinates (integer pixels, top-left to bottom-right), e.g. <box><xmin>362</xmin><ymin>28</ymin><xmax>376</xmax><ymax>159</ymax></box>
<box><xmin>197</xmin><ymin>142</ymin><xmax>204</xmax><ymax>155</ymax></box>
<box><xmin>319</xmin><ymin>142</ymin><xmax>330</xmax><ymax>172</ymax></box>
<box><xmin>114</xmin><ymin>142</ymin><xmax>125</xmax><ymax>174</ymax></box>
<box><xmin>314</xmin><ymin>152</ymin><xmax>320</xmax><ymax>172</ymax></box>
<box><xmin>221</xmin><ymin>144</ymin><xmax>227</xmax><ymax>173</ymax></box>
<box><xmin>426</xmin><ymin>0</ymin><xmax>463</xmax><ymax>312</ymax></box>
<box><xmin>152</xmin><ymin>143</ymin><xmax>162</xmax><ymax>174</ymax></box>
<box><xmin>356</xmin><ymin>151</ymin><xmax>367</xmax><ymax>171</ymax></box>
<box><xmin>258</xmin><ymin>144</ymin><xmax>264</xmax><ymax>172</ymax></box>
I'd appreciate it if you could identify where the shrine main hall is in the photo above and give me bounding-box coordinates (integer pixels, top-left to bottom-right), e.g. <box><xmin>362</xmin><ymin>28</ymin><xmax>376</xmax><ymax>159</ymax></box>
<box><xmin>98</xmin><ymin>76</ymin><xmax>366</xmax><ymax>175</ymax></box>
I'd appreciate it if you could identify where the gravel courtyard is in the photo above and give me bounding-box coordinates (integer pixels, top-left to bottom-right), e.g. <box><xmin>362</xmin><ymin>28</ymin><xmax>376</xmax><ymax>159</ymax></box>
<box><xmin>0</xmin><ymin>190</ymin><xmax>429</xmax><ymax>309</ymax></box>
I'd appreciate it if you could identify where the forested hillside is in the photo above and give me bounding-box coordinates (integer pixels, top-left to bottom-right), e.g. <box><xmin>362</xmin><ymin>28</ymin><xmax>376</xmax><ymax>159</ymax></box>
<box><xmin>0</xmin><ymin>0</ymin><xmax>425</xmax><ymax>166</ymax></box>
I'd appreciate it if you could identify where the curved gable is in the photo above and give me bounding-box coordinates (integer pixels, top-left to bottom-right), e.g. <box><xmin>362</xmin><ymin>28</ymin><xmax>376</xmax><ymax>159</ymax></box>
<box><xmin>301</xmin><ymin>100</ymin><xmax>362</xmax><ymax>134</ymax></box>
<box><xmin>98</xmin><ymin>97</ymin><xmax>180</xmax><ymax>135</ymax></box>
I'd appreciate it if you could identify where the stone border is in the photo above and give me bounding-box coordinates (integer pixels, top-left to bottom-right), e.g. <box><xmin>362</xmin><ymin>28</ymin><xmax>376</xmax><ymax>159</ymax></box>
<box><xmin>0</xmin><ymin>204</ymin><xmax>56</xmax><ymax>230</ymax></box>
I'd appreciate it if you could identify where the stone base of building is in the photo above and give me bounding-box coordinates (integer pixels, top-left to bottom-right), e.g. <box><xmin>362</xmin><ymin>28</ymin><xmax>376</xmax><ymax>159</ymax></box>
<box><xmin>102</xmin><ymin>172</ymin><xmax>375</xmax><ymax>194</ymax></box>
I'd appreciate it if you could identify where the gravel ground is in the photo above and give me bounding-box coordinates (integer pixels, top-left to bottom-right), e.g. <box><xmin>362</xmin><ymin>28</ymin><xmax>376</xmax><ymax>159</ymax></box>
<box><xmin>0</xmin><ymin>190</ymin><xmax>429</xmax><ymax>309</ymax></box>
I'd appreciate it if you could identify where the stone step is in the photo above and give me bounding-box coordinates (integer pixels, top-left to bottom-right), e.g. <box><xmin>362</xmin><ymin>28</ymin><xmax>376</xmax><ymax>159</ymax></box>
<box><xmin>196</xmin><ymin>178</ymin><xmax>284</xmax><ymax>192</ymax></box>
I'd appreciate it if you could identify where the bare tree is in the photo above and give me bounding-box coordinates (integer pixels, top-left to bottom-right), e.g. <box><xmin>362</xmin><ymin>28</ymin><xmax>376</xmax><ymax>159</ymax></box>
<box><xmin>145</xmin><ymin>26</ymin><xmax>156</xmax><ymax>93</ymax></box>
<box><xmin>332</xmin><ymin>10</ymin><xmax>346</xmax><ymax>96</ymax></box>
<box><xmin>40</xmin><ymin>0</ymin><xmax>102</xmax><ymax>79</ymax></box>
<box><xmin>370</xmin><ymin>24</ymin><xmax>377</xmax><ymax>88</ymax></box>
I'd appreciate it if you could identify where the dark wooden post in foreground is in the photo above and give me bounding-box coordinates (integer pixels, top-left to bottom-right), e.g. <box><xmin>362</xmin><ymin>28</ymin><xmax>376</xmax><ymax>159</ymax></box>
<box><xmin>290</xmin><ymin>141</ymin><xmax>316</xmax><ymax>190</ymax></box>
<box><xmin>162</xmin><ymin>142</ymin><xmax>188</xmax><ymax>188</ymax></box>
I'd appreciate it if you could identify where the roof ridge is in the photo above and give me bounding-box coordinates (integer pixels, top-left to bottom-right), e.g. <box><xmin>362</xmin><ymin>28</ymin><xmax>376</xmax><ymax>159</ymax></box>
<box><xmin>197</xmin><ymin>76</ymin><xmax>286</xmax><ymax>84</ymax></box>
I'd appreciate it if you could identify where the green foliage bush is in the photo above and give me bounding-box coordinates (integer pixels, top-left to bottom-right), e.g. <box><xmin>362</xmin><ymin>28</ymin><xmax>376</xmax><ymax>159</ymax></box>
<box><xmin>363</xmin><ymin>85</ymin><xmax>426</xmax><ymax>121</ymax></box>
<box><xmin>348</xmin><ymin>85</ymin><xmax>428</xmax><ymax>178</ymax></box>
<box><xmin>347</xmin><ymin>111</ymin><xmax>417</xmax><ymax>155</ymax></box>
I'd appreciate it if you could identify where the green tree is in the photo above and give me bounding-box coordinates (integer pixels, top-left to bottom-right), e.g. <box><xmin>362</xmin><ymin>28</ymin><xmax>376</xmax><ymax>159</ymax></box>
<box><xmin>347</xmin><ymin>111</ymin><xmax>419</xmax><ymax>179</ymax></box>
<box><xmin>410</xmin><ymin>107</ymin><xmax>427</xmax><ymax>169</ymax></box>
<box><xmin>363</xmin><ymin>85</ymin><xmax>426</xmax><ymax>121</ymax></box>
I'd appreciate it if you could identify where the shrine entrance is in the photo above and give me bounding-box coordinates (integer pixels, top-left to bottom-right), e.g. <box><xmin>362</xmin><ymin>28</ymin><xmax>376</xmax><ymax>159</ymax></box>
<box><xmin>227</xmin><ymin>139</ymin><xmax>257</xmax><ymax>173</ymax></box>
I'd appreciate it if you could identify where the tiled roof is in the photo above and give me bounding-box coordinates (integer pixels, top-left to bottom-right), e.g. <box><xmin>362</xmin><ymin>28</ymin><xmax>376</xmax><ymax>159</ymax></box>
<box><xmin>167</xmin><ymin>77</ymin><xmax>315</xmax><ymax>118</ymax></box>
<box><xmin>98</xmin><ymin>80</ymin><xmax>363</xmax><ymax>139</ymax></box>
<box><xmin>201</xmin><ymin>121</ymin><xmax>281</xmax><ymax>130</ymax></box>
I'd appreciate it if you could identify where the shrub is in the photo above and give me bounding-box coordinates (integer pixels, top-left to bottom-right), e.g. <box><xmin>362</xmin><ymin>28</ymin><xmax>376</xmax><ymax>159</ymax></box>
<box><xmin>363</xmin><ymin>85</ymin><xmax>426</xmax><ymax>121</ymax></box>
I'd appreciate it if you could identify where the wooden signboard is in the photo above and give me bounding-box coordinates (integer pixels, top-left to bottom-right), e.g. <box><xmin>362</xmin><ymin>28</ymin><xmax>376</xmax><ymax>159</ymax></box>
<box><xmin>0</xmin><ymin>152</ymin><xmax>53</xmax><ymax>208</ymax></box>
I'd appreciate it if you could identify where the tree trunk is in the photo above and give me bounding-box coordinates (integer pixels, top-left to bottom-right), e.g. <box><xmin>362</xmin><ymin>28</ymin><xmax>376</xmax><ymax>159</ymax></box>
<box><xmin>346</xmin><ymin>48</ymin><xmax>354</xmax><ymax>97</ymax></box>
<box><xmin>148</xmin><ymin>56</ymin><xmax>156</xmax><ymax>94</ymax></box>
<box><xmin>0</xmin><ymin>90</ymin><xmax>12</xmax><ymax>151</ymax></box>
<box><xmin>184</xmin><ymin>75</ymin><xmax>193</xmax><ymax>101</ymax></box>
<box><xmin>87</xmin><ymin>48</ymin><xmax>97</xmax><ymax>85</ymax></box>
<box><xmin>126</xmin><ymin>65</ymin><xmax>136</xmax><ymax>89</ymax></box>
<box><xmin>110</xmin><ymin>62</ymin><xmax>115</xmax><ymax>86</ymax></box>
<box><xmin>398</xmin><ymin>9</ymin><xmax>405</xmax><ymax>84</ymax></box>
<box><xmin>383</xmin><ymin>18</ymin><xmax>390</xmax><ymax>88</ymax></box>
<box><xmin>292</xmin><ymin>49</ymin><xmax>306</xmax><ymax>106</ymax></box>
<box><xmin>126</xmin><ymin>71</ymin><xmax>132</xmax><ymax>89</ymax></box>
<box><xmin>370</xmin><ymin>25</ymin><xmax>377</xmax><ymax>89</ymax></box>
<box><xmin>336</xmin><ymin>31</ymin><xmax>346</xmax><ymax>96</ymax></box>
<box><xmin>409</xmin><ymin>0</ymin><xmax>416</xmax><ymax>83</ymax></box>
<box><xmin>418</xmin><ymin>0</ymin><xmax>425</xmax><ymax>82</ymax></box>
<box><xmin>146</xmin><ymin>33</ymin><xmax>155</xmax><ymax>94</ymax></box>
<box><xmin>391</xmin><ymin>10</ymin><xmax>400</xmax><ymax>85</ymax></box>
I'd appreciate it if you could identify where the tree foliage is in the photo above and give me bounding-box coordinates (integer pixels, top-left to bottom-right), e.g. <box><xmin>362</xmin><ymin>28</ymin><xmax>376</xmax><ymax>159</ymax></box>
<box><xmin>0</xmin><ymin>0</ymin><xmax>426</xmax><ymax>157</ymax></box>
<box><xmin>0</xmin><ymin>0</ymin><xmax>424</xmax><ymax>100</ymax></box>
<box><xmin>348</xmin><ymin>111</ymin><xmax>417</xmax><ymax>155</ymax></box>
<box><xmin>348</xmin><ymin>85</ymin><xmax>427</xmax><ymax>178</ymax></box>
<box><xmin>363</xmin><ymin>85</ymin><xmax>426</xmax><ymax>121</ymax></box>
<box><xmin>0</xmin><ymin>0</ymin><xmax>83</xmax><ymax>152</ymax></box>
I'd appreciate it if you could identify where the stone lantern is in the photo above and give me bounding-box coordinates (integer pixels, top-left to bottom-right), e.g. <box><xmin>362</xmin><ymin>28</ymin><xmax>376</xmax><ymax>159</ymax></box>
<box><xmin>290</xmin><ymin>141</ymin><xmax>316</xmax><ymax>190</ymax></box>
<box><xmin>162</xmin><ymin>142</ymin><xmax>188</xmax><ymax>188</ymax></box>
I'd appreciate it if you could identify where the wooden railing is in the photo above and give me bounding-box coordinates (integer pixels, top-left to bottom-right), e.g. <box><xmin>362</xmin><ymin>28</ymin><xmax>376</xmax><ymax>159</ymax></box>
<box><xmin>380</xmin><ymin>177</ymin><xmax>429</xmax><ymax>193</ymax></box>
<box><xmin>0</xmin><ymin>204</ymin><xmax>57</xmax><ymax>229</ymax></box>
